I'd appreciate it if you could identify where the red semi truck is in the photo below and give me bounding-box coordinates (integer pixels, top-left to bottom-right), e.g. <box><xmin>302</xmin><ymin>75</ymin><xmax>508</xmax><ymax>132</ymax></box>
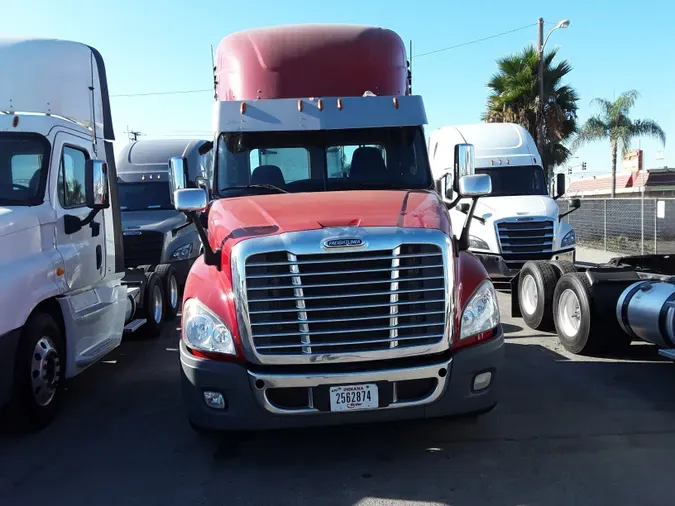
<box><xmin>168</xmin><ymin>24</ymin><xmax>504</xmax><ymax>432</ymax></box>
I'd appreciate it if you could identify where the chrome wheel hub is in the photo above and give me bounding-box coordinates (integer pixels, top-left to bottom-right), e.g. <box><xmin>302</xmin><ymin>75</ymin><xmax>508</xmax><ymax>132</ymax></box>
<box><xmin>558</xmin><ymin>289</ymin><xmax>582</xmax><ymax>337</ymax></box>
<box><xmin>169</xmin><ymin>275</ymin><xmax>178</xmax><ymax>309</ymax></box>
<box><xmin>153</xmin><ymin>285</ymin><xmax>163</xmax><ymax>323</ymax></box>
<box><xmin>520</xmin><ymin>274</ymin><xmax>538</xmax><ymax>316</ymax></box>
<box><xmin>31</xmin><ymin>337</ymin><xmax>60</xmax><ymax>407</ymax></box>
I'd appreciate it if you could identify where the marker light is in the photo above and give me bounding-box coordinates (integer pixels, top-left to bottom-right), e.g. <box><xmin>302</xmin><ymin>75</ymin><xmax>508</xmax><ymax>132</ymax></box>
<box><xmin>240</xmin><ymin>102</ymin><xmax>246</xmax><ymax>114</ymax></box>
<box><xmin>298</xmin><ymin>99</ymin><xmax>303</xmax><ymax>112</ymax></box>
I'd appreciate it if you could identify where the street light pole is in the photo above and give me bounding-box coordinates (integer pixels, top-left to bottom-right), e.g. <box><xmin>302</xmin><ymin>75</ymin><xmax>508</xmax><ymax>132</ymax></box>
<box><xmin>536</xmin><ymin>18</ymin><xmax>570</xmax><ymax>179</ymax></box>
<box><xmin>537</xmin><ymin>18</ymin><xmax>544</xmax><ymax>157</ymax></box>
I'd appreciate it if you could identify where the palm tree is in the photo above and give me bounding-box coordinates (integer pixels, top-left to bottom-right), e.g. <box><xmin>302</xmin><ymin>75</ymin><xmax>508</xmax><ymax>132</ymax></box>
<box><xmin>483</xmin><ymin>46</ymin><xmax>579</xmax><ymax>182</ymax></box>
<box><xmin>573</xmin><ymin>90</ymin><xmax>666</xmax><ymax>198</ymax></box>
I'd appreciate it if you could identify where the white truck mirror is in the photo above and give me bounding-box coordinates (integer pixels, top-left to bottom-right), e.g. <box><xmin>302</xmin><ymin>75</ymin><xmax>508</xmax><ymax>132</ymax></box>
<box><xmin>453</xmin><ymin>143</ymin><xmax>475</xmax><ymax>193</ymax></box>
<box><xmin>85</xmin><ymin>159</ymin><xmax>110</xmax><ymax>209</ymax></box>
<box><xmin>174</xmin><ymin>188</ymin><xmax>208</xmax><ymax>213</ymax></box>
<box><xmin>168</xmin><ymin>156</ymin><xmax>188</xmax><ymax>204</ymax></box>
<box><xmin>458</xmin><ymin>173</ymin><xmax>492</xmax><ymax>198</ymax></box>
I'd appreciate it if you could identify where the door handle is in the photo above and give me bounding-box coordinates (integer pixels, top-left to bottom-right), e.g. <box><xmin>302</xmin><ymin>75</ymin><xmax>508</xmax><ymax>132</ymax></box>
<box><xmin>96</xmin><ymin>245</ymin><xmax>102</xmax><ymax>270</ymax></box>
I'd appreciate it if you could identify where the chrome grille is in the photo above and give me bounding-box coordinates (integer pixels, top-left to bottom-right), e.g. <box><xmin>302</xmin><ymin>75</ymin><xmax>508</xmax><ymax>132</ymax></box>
<box><xmin>497</xmin><ymin>219</ymin><xmax>554</xmax><ymax>257</ymax></box>
<box><xmin>244</xmin><ymin>244</ymin><xmax>446</xmax><ymax>357</ymax></box>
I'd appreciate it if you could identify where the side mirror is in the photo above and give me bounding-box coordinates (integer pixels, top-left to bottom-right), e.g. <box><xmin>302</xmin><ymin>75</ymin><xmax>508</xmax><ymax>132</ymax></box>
<box><xmin>453</xmin><ymin>143</ymin><xmax>476</xmax><ymax>193</ymax></box>
<box><xmin>168</xmin><ymin>156</ymin><xmax>188</xmax><ymax>204</ymax></box>
<box><xmin>84</xmin><ymin>160</ymin><xmax>110</xmax><ymax>209</ymax></box>
<box><xmin>556</xmin><ymin>173</ymin><xmax>566</xmax><ymax>198</ymax></box>
<box><xmin>458</xmin><ymin>174</ymin><xmax>491</xmax><ymax>198</ymax></box>
<box><xmin>174</xmin><ymin>188</ymin><xmax>207</xmax><ymax>213</ymax></box>
<box><xmin>569</xmin><ymin>198</ymin><xmax>581</xmax><ymax>210</ymax></box>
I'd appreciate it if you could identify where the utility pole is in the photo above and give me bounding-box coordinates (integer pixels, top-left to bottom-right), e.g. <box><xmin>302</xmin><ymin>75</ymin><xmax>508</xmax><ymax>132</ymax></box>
<box><xmin>536</xmin><ymin>18</ymin><xmax>545</xmax><ymax>163</ymax></box>
<box><xmin>125</xmin><ymin>125</ymin><xmax>143</xmax><ymax>142</ymax></box>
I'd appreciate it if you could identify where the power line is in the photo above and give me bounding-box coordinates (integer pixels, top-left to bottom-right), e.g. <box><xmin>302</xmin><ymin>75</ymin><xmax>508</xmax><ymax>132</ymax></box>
<box><xmin>110</xmin><ymin>22</ymin><xmax>538</xmax><ymax>98</ymax></box>
<box><xmin>111</xmin><ymin>89</ymin><xmax>211</xmax><ymax>98</ymax></box>
<box><xmin>412</xmin><ymin>23</ymin><xmax>537</xmax><ymax>59</ymax></box>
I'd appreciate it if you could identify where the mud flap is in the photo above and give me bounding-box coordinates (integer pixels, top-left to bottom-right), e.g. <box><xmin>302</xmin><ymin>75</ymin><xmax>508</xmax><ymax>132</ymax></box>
<box><xmin>510</xmin><ymin>271</ymin><xmax>522</xmax><ymax>318</ymax></box>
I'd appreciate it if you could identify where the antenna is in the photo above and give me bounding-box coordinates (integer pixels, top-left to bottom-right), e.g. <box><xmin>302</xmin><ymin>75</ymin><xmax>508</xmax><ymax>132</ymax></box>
<box><xmin>89</xmin><ymin>52</ymin><xmax>98</xmax><ymax>156</ymax></box>
<box><xmin>408</xmin><ymin>40</ymin><xmax>413</xmax><ymax>95</ymax></box>
<box><xmin>211</xmin><ymin>45</ymin><xmax>217</xmax><ymax>100</ymax></box>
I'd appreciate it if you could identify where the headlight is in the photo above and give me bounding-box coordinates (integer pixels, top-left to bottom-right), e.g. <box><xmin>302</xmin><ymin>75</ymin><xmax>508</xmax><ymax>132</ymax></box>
<box><xmin>469</xmin><ymin>235</ymin><xmax>490</xmax><ymax>250</ymax></box>
<box><xmin>561</xmin><ymin>230</ymin><xmax>576</xmax><ymax>248</ymax></box>
<box><xmin>171</xmin><ymin>243</ymin><xmax>193</xmax><ymax>260</ymax></box>
<box><xmin>460</xmin><ymin>280</ymin><xmax>500</xmax><ymax>340</ymax></box>
<box><xmin>182</xmin><ymin>298</ymin><xmax>236</xmax><ymax>355</ymax></box>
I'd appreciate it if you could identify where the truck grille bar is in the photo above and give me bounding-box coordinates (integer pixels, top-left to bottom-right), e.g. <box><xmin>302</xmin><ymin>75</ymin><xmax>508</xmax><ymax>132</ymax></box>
<box><xmin>496</xmin><ymin>219</ymin><xmax>554</xmax><ymax>255</ymax></box>
<box><xmin>244</xmin><ymin>244</ymin><xmax>446</xmax><ymax>359</ymax></box>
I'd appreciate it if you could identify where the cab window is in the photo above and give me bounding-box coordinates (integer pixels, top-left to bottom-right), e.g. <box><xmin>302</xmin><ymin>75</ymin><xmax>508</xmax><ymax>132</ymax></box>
<box><xmin>58</xmin><ymin>146</ymin><xmax>88</xmax><ymax>208</ymax></box>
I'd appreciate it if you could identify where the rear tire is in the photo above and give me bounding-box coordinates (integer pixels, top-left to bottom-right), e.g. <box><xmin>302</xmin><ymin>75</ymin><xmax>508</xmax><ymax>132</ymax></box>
<box><xmin>550</xmin><ymin>260</ymin><xmax>577</xmax><ymax>277</ymax></box>
<box><xmin>11</xmin><ymin>312</ymin><xmax>65</xmax><ymax>431</ymax></box>
<box><xmin>154</xmin><ymin>264</ymin><xmax>180</xmax><ymax>319</ymax></box>
<box><xmin>142</xmin><ymin>272</ymin><xmax>165</xmax><ymax>337</ymax></box>
<box><xmin>518</xmin><ymin>261</ymin><xmax>558</xmax><ymax>331</ymax></box>
<box><xmin>553</xmin><ymin>273</ymin><xmax>602</xmax><ymax>354</ymax></box>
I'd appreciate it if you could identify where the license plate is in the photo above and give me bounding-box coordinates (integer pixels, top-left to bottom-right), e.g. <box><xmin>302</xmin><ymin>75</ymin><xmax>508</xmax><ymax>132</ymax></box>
<box><xmin>329</xmin><ymin>383</ymin><xmax>378</xmax><ymax>412</ymax></box>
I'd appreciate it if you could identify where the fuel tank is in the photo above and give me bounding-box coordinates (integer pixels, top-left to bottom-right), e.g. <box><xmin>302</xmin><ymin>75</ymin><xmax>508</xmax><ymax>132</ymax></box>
<box><xmin>616</xmin><ymin>280</ymin><xmax>675</xmax><ymax>348</ymax></box>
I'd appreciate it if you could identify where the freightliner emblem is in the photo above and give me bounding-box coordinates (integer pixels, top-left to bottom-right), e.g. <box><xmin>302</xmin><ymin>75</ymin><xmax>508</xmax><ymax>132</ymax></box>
<box><xmin>323</xmin><ymin>238</ymin><xmax>365</xmax><ymax>248</ymax></box>
<box><xmin>123</xmin><ymin>230</ymin><xmax>142</xmax><ymax>236</ymax></box>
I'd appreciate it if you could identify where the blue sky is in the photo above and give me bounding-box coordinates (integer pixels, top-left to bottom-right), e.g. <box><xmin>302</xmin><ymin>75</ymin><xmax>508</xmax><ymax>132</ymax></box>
<box><xmin>6</xmin><ymin>0</ymin><xmax>673</xmax><ymax>178</ymax></box>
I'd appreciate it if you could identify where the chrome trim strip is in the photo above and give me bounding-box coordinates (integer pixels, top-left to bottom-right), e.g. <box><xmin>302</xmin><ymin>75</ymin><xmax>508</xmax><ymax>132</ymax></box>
<box><xmin>231</xmin><ymin>227</ymin><xmax>454</xmax><ymax>366</ymax></box>
<box><xmin>247</xmin><ymin>358</ymin><xmax>452</xmax><ymax>415</ymax></box>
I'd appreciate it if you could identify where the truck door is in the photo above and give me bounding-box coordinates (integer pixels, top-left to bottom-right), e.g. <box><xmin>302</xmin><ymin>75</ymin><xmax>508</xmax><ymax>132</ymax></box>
<box><xmin>51</xmin><ymin>131</ymin><xmax>123</xmax><ymax>374</ymax></box>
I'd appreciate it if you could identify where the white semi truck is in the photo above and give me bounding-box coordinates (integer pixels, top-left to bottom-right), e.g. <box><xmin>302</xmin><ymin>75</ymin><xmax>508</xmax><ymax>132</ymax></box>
<box><xmin>0</xmin><ymin>37</ymin><xmax>171</xmax><ymax>429</ymax></box>
<box><xmin>428</xmin><ymin>123</ymin><xmax>580</xmax><ymax>279</ymax></box>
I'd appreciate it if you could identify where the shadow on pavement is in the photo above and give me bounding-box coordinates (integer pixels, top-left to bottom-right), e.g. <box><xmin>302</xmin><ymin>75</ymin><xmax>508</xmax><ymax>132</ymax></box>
<box><xmin>1</xmin><ymin>329</ymin><xmax>675</xmax><ymax>506</ymax></box>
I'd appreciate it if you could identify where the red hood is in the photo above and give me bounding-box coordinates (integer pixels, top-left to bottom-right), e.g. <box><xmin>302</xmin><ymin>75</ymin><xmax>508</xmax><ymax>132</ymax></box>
<box><xmin>207</xmin><ymin>190</ymin><xmax>451</xmax><ymax>258</ymax></box>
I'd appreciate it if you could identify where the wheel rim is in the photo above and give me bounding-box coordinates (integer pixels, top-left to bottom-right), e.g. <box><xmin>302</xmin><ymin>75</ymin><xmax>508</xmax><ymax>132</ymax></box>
<box><xmin>558</xmin><ymin>288</ymin><xmax>582</xmax><ymax>337</ymax></box>
<box><xmin>31</xmin><ymin>336</ymin><xmax>60</xmax><ymax>407</ymax></box>
<box><xmin>153</xmin><ymin>285</ymin><xmax>163</xmax><ymax>323</ymax></box>
<box><xmin>169</xmin><ymin>275</ymin><xmax>178</xmax><ymax>309</ymax></box>
<box><xmin>520</xmin><ymin>274</ymin><xmax>538</xmax><ymax>316</ymax></box>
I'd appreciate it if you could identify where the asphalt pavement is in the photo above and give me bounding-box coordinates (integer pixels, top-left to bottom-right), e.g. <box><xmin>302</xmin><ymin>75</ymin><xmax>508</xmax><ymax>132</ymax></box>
<box><xmin>1</xmin><ymin>291</ymin><xmax>674</xmax><ymax>506</ymax></box>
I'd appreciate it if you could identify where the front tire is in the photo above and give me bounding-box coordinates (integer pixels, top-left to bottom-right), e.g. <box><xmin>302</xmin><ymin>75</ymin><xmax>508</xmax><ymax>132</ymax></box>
<box><xmin>11</xmin><ymin>312</ymin><xmax>65</xmax><ymax>430</ymax></box>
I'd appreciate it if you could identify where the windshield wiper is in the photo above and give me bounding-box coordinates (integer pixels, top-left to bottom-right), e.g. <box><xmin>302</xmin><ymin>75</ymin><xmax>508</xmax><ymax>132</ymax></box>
<box><xmin>221</xmin><ymin>184</ymin><xmax>287</xmax><ymax>194</ymax></box>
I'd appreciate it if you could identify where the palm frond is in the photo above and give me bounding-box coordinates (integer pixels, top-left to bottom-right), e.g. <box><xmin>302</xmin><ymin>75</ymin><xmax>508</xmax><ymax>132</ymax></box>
<box><xmin>614</xmin><ymin>89</ymin><xmax>640</xmax><ymax>115</ymax></box>
<box><xmin>572</xmin><ymin>116</ymin><xmax>608</xmax><ymax>150</ymax></box>
<box><xmin>631</xmin><ymin>119</ymin><xmax>666</xmax><ymax>145</ymax></box>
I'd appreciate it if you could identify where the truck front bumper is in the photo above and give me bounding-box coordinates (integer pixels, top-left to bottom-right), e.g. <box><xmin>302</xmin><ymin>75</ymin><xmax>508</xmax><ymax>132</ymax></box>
<box><xmin>475</xmin><ymin>249</ymin><xmax>576</xmax><ymax>279</ymax></box>
<box><xmin>0</xmin><ymin>327</ymin><xmax>21</xmax><ymax>408</ymax></box>
<box><xmin>180</xmin><ymin>329</ymin><xmax>504</xmax><ymax>431</ymax></box>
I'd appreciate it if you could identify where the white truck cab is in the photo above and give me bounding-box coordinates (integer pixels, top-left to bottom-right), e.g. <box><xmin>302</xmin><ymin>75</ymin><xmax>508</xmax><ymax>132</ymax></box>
<box><xmin>429</xmin><ymin>123</ymin><xmax>579</xmax><ymax>279</ymax></box>
<box><xmin>0</xmin><ymin>37</ymin><xmax>167</xmax><ymax>429</ymax></box>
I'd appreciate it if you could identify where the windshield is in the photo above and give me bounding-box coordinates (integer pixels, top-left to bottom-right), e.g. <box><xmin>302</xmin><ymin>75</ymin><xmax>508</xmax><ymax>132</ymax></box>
<box><xmin>0</xmin><ymin>133</ymin><xmax>50</xmax><ymax>206</ymax></box>
<box><xmin>215</xmin><ymin>126</ymin><xmax>432</xmax><ymax>198</ymax></box>
<box><xmin>118</xmin><ymin>181</ymin><xmax>173</xmax><ymax>211</ymax></box>
<box><xmin>476</xmin><ymin>165</ymin><xmax>548</xmax><ymax>197</ymax></box>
